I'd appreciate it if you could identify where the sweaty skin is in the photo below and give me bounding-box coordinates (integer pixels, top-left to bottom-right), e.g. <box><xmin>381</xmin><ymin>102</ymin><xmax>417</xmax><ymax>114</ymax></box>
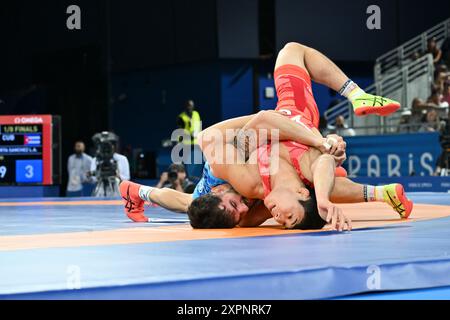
<box><xmin>202</xmin><ymin>125</ymin><xmax>349</xmax><ymax>229</ymax></box>
<box><xmin>146</xmin><ymin>108</ymin><xmax>351</xmax><ymax>228</ymax></box>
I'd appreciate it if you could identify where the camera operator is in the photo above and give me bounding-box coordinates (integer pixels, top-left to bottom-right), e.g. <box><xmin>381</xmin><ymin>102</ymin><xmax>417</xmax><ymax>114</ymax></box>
<box><xmin>156</xmin><ymin>164</ymin><xmax>195</xmax><ymax>193</ymax></box>
<box><xmin>89</xmin><ymin>132</ymin><xmax>130</xmax><ymax>197</ymax></box>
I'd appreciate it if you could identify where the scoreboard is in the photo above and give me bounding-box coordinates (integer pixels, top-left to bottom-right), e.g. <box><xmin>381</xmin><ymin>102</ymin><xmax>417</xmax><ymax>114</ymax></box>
<box><xmin>0</xmin><ymin>115</ymin><xmax>61</xmax><ymax>185</ymax></box>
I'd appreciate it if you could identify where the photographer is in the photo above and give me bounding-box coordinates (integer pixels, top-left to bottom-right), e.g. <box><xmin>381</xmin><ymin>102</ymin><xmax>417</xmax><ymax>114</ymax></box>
<box><xmin>90</xmin><ymin>132</ymin><xmax>130</xmax><ymax>197</ymax></box>
<box><xmin>156</xmin><ymin>163</ymin><xmax>195</xmax><ymax>193</ymax></box>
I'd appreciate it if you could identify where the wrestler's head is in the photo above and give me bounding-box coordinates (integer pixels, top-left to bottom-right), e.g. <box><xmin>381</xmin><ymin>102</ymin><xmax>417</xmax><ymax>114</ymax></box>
<box><xmin>264</xmin><ymin>187</ymin><xmax>326</xmax><ymax>229</ymax></box>
<box><xmin>264</xmin><ymin>187</ymin><xmax>309</xmax><ymax>228</ymax></box>
<box><xmin>187</xmin><ymin>183</ymin><xmax>249</xmax><ymax>228</ymax></box>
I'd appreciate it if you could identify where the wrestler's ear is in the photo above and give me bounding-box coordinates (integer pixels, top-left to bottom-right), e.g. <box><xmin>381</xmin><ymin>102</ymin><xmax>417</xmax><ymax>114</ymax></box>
<box><xmin>211</xmin><ymin>184</ymin><xmax>228</xmax><ymax>195</ymax></box>
<box><xmin>298</xmin><ymin>188</ymin><xmax>310</xmax><ymax>197</ymax></box>
<box><xmin>210</xmin><ymin>186</ymin><xmax>222</xmax><ymax>195</ymax></box>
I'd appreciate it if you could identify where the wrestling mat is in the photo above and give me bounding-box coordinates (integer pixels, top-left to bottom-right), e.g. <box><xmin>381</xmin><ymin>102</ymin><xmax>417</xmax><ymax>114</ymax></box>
<box><xmin>1</xmin><ymin>192</ymin><xmax>450</xmax><ymax>300</ymax></box>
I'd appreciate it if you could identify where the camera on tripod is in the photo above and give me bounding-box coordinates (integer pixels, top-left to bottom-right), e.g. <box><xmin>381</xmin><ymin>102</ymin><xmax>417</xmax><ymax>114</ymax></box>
<box><xmin>91</xmin><ymin>131</ymin><xmax>120</xmax><ymax>197</ymax></box>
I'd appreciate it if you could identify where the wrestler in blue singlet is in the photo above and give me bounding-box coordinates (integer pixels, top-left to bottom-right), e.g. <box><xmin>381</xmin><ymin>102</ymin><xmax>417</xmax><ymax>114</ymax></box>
<box><xmin>192</xmin><ymin>161</ymin><xmax>227</xmax><ymax>199</ymax></box>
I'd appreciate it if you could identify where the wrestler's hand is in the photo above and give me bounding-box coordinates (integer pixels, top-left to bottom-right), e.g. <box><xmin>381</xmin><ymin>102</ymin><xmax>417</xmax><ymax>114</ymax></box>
<box><xmin>333</xmin><ymin>150</ymin><xmax>347</xmax><ymax>167</ymax></box>
<box><xmin>317</xmin><ymin>200</ymin><xmax>352</xmax><ymax>232</ymax></box>
<box><xmin>325</xmin><ymin>134</ymin><xmax>346</xmax><ymax>155</ymax></box>
<box><xmin>324</xmin><ymin>134</ymin><xmax>347</xmax><ymax>166</ymax></box>
<box><xmin>317</xmin><ymin>135</ymin><xmax>345</xmax><ymax>154</ymax></box>
<box><xmin>316</xmin><ymin>137</ymin><xmax>331</xmax><ymax>154</ymax></box>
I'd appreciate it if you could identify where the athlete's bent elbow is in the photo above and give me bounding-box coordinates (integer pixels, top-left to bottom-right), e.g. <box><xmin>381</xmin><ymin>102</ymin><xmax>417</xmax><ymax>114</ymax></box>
<box><xmin>197</xmin><ymin>131</ymin><xmax>205</xmax><ymax>149</ymax></box>
<box><xmin>251</xmin><ymin>110</ymin><xmax>270</xmax><ymax>130</ymax></box>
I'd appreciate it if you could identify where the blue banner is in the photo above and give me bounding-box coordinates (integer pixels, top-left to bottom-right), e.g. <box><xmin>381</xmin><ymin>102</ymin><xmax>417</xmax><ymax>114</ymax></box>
<box><xmin>352</xmin><ymin>176</ymin><xmax>450</xmax><ymax>193</ymax></box>
<box><xmin>343</xmin><ymin>133</ymin><xmax>442</xmax><ymax>177</ymax></box>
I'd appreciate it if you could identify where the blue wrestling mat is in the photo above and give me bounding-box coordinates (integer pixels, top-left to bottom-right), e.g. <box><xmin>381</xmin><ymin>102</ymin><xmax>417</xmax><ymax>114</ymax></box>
<box><xmin>1</xmin><ymin>193</ymin><xmax>450</xmax><ymax>300</ymax></box>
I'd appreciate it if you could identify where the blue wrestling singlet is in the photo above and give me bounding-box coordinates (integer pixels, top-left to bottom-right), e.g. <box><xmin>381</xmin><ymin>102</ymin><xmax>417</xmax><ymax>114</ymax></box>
<box><xmin>192</xmin><ymin>161</ymin><xmax>227</xmax><ymax>199</ymax></box>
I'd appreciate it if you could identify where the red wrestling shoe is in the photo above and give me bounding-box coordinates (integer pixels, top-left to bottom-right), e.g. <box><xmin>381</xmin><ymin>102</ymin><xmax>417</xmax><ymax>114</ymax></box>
<box><xmin>119</xmin><ymin>181</ymin><xmax>148</xmax><ymax>222</ymax></box>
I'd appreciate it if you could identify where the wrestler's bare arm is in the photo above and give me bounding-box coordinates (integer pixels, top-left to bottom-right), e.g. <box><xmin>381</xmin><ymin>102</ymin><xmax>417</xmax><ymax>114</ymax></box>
<box><xmin>198</xmin><ymin>110</ymin><xmax>334</xmax><ymax>158</ymax></box>
<box><xmin>148</xmin><ymin>187</ymin><xmax>192</xmax><ymax>213</ymax></box>
<box><xmin>241</xmin><ymin>110</ymin><xmax>325</xmax><ymax>150</ymax></box>
<box><xmin>311</xmin><ymin>154</ymin><xmax>336</xmax><ymax>204</ymax></box>
<box><xmin>309</xmin><ymin>153</ymin><xmax>352</xmax><ymax>231</ymax></box>
<box><xmin>209</xmin><ymin>145</ymin><xmax>263</xmax><ymax>199</ymax></box>
<box><xmin>242</xmin><ymin>111</ymin><xmax>346</xmax><ymax>163</ymax></box>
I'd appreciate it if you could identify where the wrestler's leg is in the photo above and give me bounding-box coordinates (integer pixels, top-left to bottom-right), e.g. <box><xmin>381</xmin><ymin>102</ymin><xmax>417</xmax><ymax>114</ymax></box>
<box><xmin>330</xmin><ymin>177</ymin><xmax>413</xmax><ymax>218</ymax></box>
<box><xmin>275</xmin><ymin>42</ymin><xmax>347</xmax><ymax>92</ymax></box>
<box><xmin>275</xmin><ymin>42</ymin><xmax>400</xmax><ymax>116</ymax></box>
<box><xmin>329</xmin><ymin>177</ymin><xmax>364</xmax><ymax>203</ymax></box>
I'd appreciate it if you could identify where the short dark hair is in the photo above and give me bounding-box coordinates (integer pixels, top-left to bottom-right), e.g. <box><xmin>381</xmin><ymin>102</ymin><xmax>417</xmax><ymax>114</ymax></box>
<box><xmin>168</xmin><ymin>163</ymin><xmax>186</xmax><ymax>173</ymax></box>
<box><xmin>187</xmin><ymin>194</ymin><xmax>236</xmax><ymax>229</ymax></box>
<box><xmin>292</xmin><ymin>190</ymin><xmax>326</xmax><ymax>230</ymax></box>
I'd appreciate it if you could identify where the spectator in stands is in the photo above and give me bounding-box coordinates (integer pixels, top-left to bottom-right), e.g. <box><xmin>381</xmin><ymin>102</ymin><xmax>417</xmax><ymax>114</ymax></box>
<box><xmin>156</xmin><ymin>163</ymin><xmax>196</xmax><ymax>193</ymax></box>
<box><xmin>331</xmin><ymin>115</ymin><xmax>356</xmax><ymax>137</ymax></box>
<box><xmin>398</xmin><ymin>110</ymin><xmax>413</xmax><ymax>133</ymax></box>
<box><xmin>434</xmin><ymin>65</ymin><xmax>449</xmax><ymax>92</ymax></box>
<box><xmin>410</xmin><ymin>51</ymin><xmax>422</xmax><ymax>61</ymax></box>
<box><xmin>66</xmin><ymin>141</ymin><xmax>93</xmax><ymax>196</ymax></box>
<box><xmin>177</xmin><ymin>99</ymin><xmax>202</xmax><ymax>145</ymax></box>
<box><xmin>410</xmin><ymin>97</ymin><xmax>427</xmax><ymax>123</ymax></box>
<box><xmin>419</xmin><ymin>109</ymin><xmax>443</xmax><ymax>133</ymax></box>
<box><xmin>428</xmin><ymin>85</ymin><xmax>449</xmax><ymax>118</ymax></box>
<box><xmin>427</xmin><ymin>38</ymin><xmax>442</xmax><ymax>65</ymax></box>
<box><xmin>444</xmin><ymin>79</ymin><xmax>450</xmax><ymax>106</ymax></box>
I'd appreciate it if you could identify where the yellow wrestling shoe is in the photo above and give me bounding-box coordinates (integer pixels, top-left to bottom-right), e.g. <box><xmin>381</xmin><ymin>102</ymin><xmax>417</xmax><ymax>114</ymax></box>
<box><xmin>383</xmin><ymin>184</ymin><xmax>413</xmax><ymax>219</ymax></box>
<box><xmin>351</xmin><ymin>93</ymin><xmax>400</xmax><ymax>116</ymax></box>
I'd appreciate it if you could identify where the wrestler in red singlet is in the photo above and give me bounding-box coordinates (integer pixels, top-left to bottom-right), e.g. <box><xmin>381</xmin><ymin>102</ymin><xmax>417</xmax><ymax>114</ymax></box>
<box><xmin>257</xmin><ymin>64</ymin><xmax>345</xmax><ymax>197</ymax></box>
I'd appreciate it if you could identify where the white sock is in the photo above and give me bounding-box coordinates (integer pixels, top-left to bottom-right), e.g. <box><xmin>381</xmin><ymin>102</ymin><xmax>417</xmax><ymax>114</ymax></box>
<box><xmin>138</xmin><ymin>185</ymin><xmax>154</xmax><ymax>202</ymax></box>
<box><xmin>365</xmin><ymin>185</ymin><xmax>384</xmax><ymax>202</ymax></box>
<box><xmin>339</xmin><ymin>79</ymin><xmax>365</xmax><ymax>101</ymax></box>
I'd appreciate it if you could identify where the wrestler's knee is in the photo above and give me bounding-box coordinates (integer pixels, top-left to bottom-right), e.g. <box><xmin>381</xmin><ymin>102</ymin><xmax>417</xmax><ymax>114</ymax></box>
<box><xmin>282</xmin><ymin>42</ymin><xmax>307</xmax><ymax>52</ymax></box>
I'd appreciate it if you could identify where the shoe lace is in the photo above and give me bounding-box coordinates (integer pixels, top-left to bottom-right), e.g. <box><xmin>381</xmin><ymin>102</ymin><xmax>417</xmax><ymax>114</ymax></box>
<box><xmin>355</xmin><ymin>96</ymin><xmax>388</xmax><ymax>107</ymax></box>
<box><xmin>123</xmin><ymin>185</ymin><xmax>136</xmax><ymax>213</ymax></box>
<box><xmin>386</xmin><ymin>191</ymin><xmax>405</xmax><ymax>215</ymax></box>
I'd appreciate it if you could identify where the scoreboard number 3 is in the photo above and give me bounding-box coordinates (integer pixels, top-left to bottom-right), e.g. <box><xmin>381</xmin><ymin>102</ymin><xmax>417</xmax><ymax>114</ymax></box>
<box><xmin>25</xmin><ymin>165</ymin><xmax>34</xmax><ymax>179</ymax></box>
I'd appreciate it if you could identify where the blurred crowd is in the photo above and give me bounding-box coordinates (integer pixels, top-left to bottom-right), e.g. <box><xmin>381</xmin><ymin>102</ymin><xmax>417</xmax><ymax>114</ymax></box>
<box><xmin>400</xmin><ymin>37</ymin><xmax>450</xmax><ymax>175</ymax></box>
<box><xmin>400</xmin><ymin>37</ymin><xmax>450</xmax><ymax>134</ymax></box>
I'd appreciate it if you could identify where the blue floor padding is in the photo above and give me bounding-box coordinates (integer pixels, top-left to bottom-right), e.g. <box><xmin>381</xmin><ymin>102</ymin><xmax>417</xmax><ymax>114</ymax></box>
<box><xmin>1</xmin><ymin>193</ymin><xmax>450</xmax><ymax>299</ymax></box>
<box><xmin>0</xmin><ymin>201</ymin><xmax>188</xmax><ymax>236</ymax></box>
<box><xmin>338</xmin><ymin>286</ymin><xmax>450</xmax><ymax>300</ymax></box>
<box><xmin>408</xmin><ymin>192</ymin><xmax>450</xmax><ymax>206</ymax></box>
